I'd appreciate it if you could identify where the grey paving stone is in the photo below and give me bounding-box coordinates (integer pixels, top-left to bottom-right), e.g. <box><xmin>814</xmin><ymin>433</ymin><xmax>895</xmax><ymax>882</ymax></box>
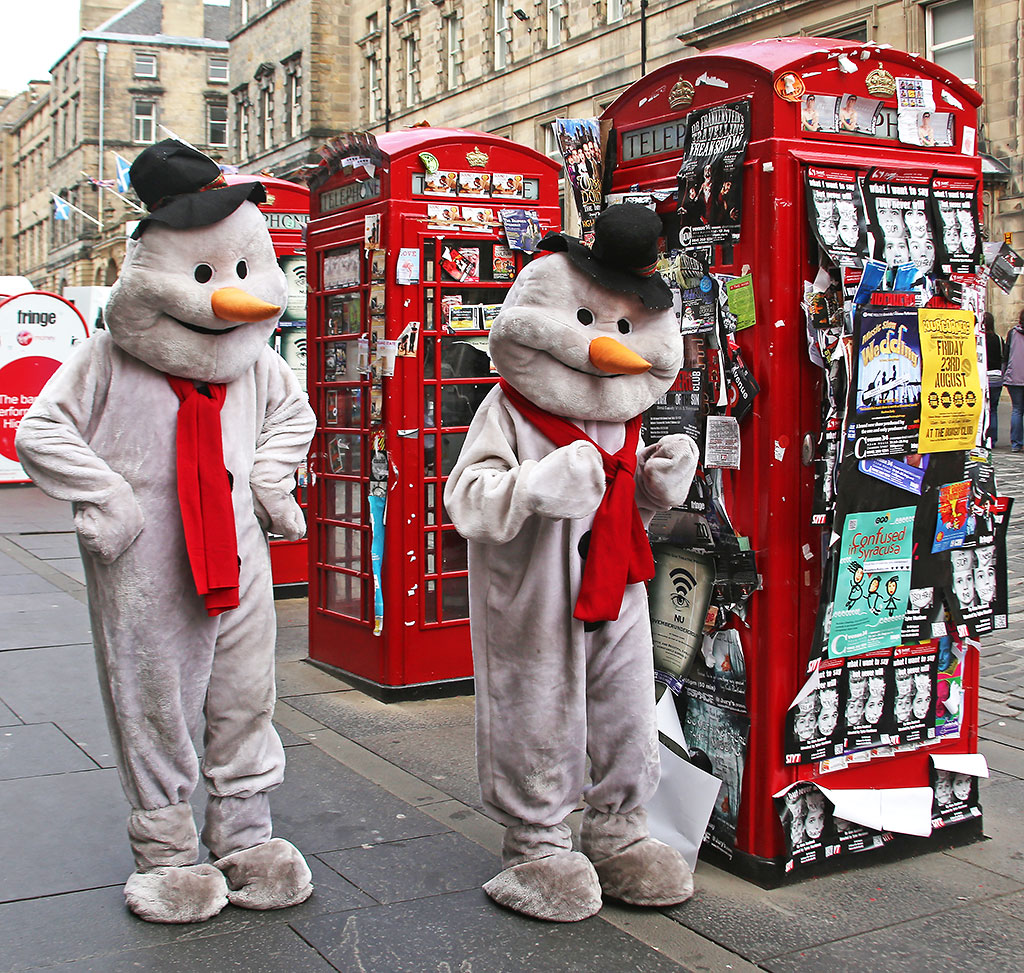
<box><xmin>287</xmin><ymin>689</ymin><xmax>475</xmax><ymax>742</ymax></box>
<box><xmin>0</xmin><ymin>552</ymin><xmax>28</xmax><ymax>576</ymax></box>
<box><xmin>947</xmin><ymin>773</ymin><xmax>1024</xmax><ymax>882</ymax></box>
<box><xmin>0</xmin><ymin>601</ymin><xmax>92</xmax><ymax>650</ymax></box>
<box><xmin>272</xmin><ymin>720</ymin><xmax>310</xmax><ymax>749</ymax></box>
<box><xmin>294</xmin><ymin>887</ymin><xmax>691</xmax><ymax>973</ymax></box>
<box><xmin>0</xmin><ymin>857</ymin><xmax>372</xmax><ymax>973</ymax></box>
<box><xmin>268</xmin><ymin>742</ymin><xmax>450</xmax><ymax>857</ymax></box>
<box><xmin>29</xmin><ymin>922</ymin><xmax>339</xmax><ymax>973</ymax></box>
<box><xmin>663</xmin><ymin>849</ymin><xmax>1020</xmax><ymax>964</ymax></box>
<box><xmin>43</xmin><ymin>557</ymin><xmax>87</xmax><ymax>585</ymax></box>
<box><xmin>58</xmin><ymin>716</ymin><xmax>118</xmax><ymax>768</ymax></box>
<box><xmin>0</xmin><ymin>698</ymin><xmax>22</xmax><ymax>726</ymax></box>
<box><xmin>0</xmin><ymin>722</ymin><xmax>97</xmax><ymax>779</ymax></box>
<box><xmin>357</xmin><ymin>720</ymin><xmax>482</xmax><ymax>809</ymax></box>
<box><xmin>0</xmin><ymin>768</ymin><xmax>133</xmax><ymax>902</ymax></box>
<box><xmin>0</xmin><ymin>573</ymin><xmax>66</xmax><ymax>596</ymax></box>
<box><xmin>275</xmin><ymin>624</ymin><xmax>312</xmax><ymax>663</ymax></box>
<box><xmin>276</xmin><ymin>658</ymin><xmax>350</xmax><ymax>697</ymax></box>
<box><xmin>0</xmin><ymin>644</ymin><xmax>105</xmax><ymax>722</ymax></box>
<box><xmin>980</xmin><ymin>739</ymin><xmax>1024</xmax><ymax>779</ymax></box>
<box><xmin>0</xmin><ymin>589</ymin><xmax>88</xmax><ymax>615</ymax></box>
<box><xmin>0</xmin><ymin>485</ymin><xmax>74</xmax><ymax>532</ymax></box>
<box><xmin>274</xmin><ymin>597</ymin><xmax>308</xmax><ymax>629</ymax></box>
<box><xmin>762</xmin><ymin>900</ymin><xmax>1024</xmax><ymax>972</ymax></box>
<box><xmin>11</xmin><ymin>532</ymin><xmax>81</xmax><ymax>559</ymax></box>
<box><xmin>319</xmin><ymin>829</ymin><xmax>498</xmax><ymax>905</ymax></box>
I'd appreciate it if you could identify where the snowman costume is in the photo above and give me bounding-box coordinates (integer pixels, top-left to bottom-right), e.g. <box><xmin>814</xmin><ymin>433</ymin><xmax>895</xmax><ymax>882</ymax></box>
<box><xmin>444</xmin><ymin>205</ymin><xmax>699</xmax><ymax>922</ymax></box>
<box><xmin>15</xmin><ymin>141</ymin><xmax>316</xmax><ymax>924</ymax></box>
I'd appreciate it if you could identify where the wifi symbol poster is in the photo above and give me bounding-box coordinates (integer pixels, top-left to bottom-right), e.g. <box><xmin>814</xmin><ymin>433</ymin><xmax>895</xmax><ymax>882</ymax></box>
<box><xmin>649</xmin><ymin>545</ymin><xmax>715</xmax><ymax>687</ymax></box>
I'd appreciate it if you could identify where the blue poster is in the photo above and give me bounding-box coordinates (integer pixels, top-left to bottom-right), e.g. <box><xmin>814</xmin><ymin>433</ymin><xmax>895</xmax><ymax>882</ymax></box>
<box><xmin>829</xmin><ymin>505</ymin><xmax>916</xmax><ymax>658</ymax></box>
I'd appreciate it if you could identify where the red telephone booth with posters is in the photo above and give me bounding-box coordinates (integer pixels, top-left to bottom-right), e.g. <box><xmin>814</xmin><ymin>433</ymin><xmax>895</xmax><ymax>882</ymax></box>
<box><xmin>602</xmin><ymin>38</ymin><xmax>986</xmax><ymax>878</ymax></box>
<box><xmin>304</xmin><ymin>129</ymin><xmax>561</xmax><ymax>698</ymax></box>
<box><xmin>226</xmin><ymin>174</ymin><xmax>311</xmax><ymax>590</ymax></box>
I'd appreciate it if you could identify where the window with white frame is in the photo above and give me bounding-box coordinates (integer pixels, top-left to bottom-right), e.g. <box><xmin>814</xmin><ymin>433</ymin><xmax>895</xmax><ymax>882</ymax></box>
<box><xmin>926</xmin><ymin>0</ymin><xmax>975</xmax><ymax>84</ymax></box>
<box><xmin>283</xmin><ymin>56</ymin><xmax>302</xmax><ymax>140</ymax></box>
<box><xmin>134</xmin><ymin>51</ymin><xmax>157</xmax><ymax>79</ymax></box>
<box><xmin>234</xmin><ymin>87</ymin><xmax>251</xmax><ymax>157</ymax></box>
<box><xmin>256</xmin><ymin>68</ymin><xmax>274</xmax><ymax>152</ymax></box>
<box><xmin>367</xmin><ymin>51</ymin><xmax>381</xmax><ymax>122</ymax></box>
<box><xmin>445</xmin><ymin>14</ymin><xmax>459</xmax><ymax>90</ymax></box>
<box><xmin>494</xmin><ymin>0</ymin><xmax>512</xmax><ymax>70</ymax></box>
<box><xmin>207</xmin><ymin>100</ymin><xmax>228</xmax><ymax>147</ymax></box>
<box><xmin>209</xmin><ymin>57</ymin><xmax>229</xmax><ymax>83</ymax></box>
<box><xmin>607</xmin><ymin>0</ymin><xmax>622</xmax><ymax>24</ymax></box>
<box><xmin>404</xmin><ymin>35</ymin><xmax>418</xmax><ymax>106</ymax></box>
<box><xmin>547</xmin><ymin>0</ymin><xmax>565</xmax><ymax>48</ymax></box>
<box><xmin>132</xmin><ymin>99</ymin><xmax>156</xmax><ymax>143</ymax></box>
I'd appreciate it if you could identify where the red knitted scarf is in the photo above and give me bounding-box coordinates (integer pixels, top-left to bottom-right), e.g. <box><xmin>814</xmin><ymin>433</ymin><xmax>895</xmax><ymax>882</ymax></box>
<box><xmin>499</xmin><ymin>380</ymin><xmax>654</xmax><ymax>623</ymax></box>
<box><xmin>167</xmin><ymin>376</ymin><xmax>239</xmax><ymax>617</ymax></box>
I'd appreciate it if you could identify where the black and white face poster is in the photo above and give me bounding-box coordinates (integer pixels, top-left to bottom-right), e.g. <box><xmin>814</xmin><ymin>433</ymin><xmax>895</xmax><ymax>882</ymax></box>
<box><xmin>863</xmin><ymin>168</ymin><xmax>937</xmax><ymax>273</ymax></box>
<box><xmin>677</xmin><ymin>100</ymin><xmax>751</xmax><ymax>248</ymax></box>
<box><xmin>844</xmin><ymin>649</ymin><xmax>895</xmax><ymax>752</ymax></box>
<box><xmin>931</xmin><ymin>176</ymin><xmax>981</xmax><ymax>275</ymax></box>
<box><xmin>892</xmin><ymin>642</ymin><xmax>938</xmax><ymax>744</ymax></box>
<box><xmin>785</xmin><ymin>658</ymin><xmax>847</xmax><ymax>765</ymax></box>
<box><xmin>806</xmin><ymin>166</ymin><xmax>868</xmax><ymax>267</ymax></box>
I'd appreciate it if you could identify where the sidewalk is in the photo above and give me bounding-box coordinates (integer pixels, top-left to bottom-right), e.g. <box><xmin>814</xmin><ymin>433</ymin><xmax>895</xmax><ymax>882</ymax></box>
<box><xmin>2</xmin><ymin>436</ymin><xmax>1023</xmax><ymax>971</ymax></box>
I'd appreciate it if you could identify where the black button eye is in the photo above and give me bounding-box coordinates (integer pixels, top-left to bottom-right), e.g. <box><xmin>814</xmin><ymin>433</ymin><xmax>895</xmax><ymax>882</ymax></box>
<box><xmin>236</xmin><ymin>260</ymin><xmax>248</xmax><ymax>279</ymax></box>
<box><xmin>577</xmin><ymin>308</ymin><xmax>594</xmax><ymax>325</ymax></box>
<box><xmin>617</xmin><ymin>318</ymin><xmax>632</xmax><ymax>334</ymax></box>
<box><xmin>193</xmin><ymin>264</ymin><xmax>213</xmax><ymax>283</ymax></box>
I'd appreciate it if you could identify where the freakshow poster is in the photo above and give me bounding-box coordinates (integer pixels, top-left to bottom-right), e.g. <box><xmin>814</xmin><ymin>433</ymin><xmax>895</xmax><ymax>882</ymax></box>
<box><xmin>862</xmin><ymin>168</ymin><xmax>936</xmax><ymax>273</ymax></box>
<box><xmin>918</xmin><ymin>308</ymin><xmax>982</xmax><ymax>454</ymax></box>
<box><xmin>805</xmin><ymin>166</ymin><xmax>868</xmax><ymax>267</ymax></box>
<box><xmin>849</xmin><ymin>306</ymin><xmax>922</xmax><ymax>459</ymax></box>
<box><xmin>682</xmin><ymin>684</ymin><xmax>749</xmax><ymax>858</ymax></box>
<box><xmin>677</xmin><ymin>100</ymin><xmax>751</xmax><ymax>248</ymax></box>
<box><xmin>552</xmin><ymin>118</ymin><xmax>604</xmax><ymax>234</ymax></box>
<box><xmin>891</xmin><ymin>642</ymin><xmax>939</xmax><ymax>745</ymax></box>
<box><xmin>931</xmin><ymin>176</ymin><xmax>982</xmax><ymax>275</ymax></box>
<box><xmin>828</xmin><ymin>505</ymin><xmax>915</xmax><ymax>658</ymax></box>
<box><xmin>785</xmin><ymin>657</ymin><xmax>847</xmax><ymax>764</ymax></box>
<box><xmin>649</xmin><ymin>545</ymin><xmax>715</xmax><ymax>692</ymax></box>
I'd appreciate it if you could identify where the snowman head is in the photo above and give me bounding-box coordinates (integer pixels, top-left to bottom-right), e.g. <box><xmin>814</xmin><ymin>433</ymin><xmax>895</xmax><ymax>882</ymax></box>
<box><xmin>104</xmin><ymin>141</ymin><xmax>286</xmax><ymax>384</ymax></box>
<box><xmin>489</xmin><ymin>204</ymin><xmax>683</xmax><ymax>422</ymax></box>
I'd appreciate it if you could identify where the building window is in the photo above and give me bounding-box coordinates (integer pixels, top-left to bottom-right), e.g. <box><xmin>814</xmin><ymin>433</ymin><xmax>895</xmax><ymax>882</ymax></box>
<box><xmin>607</xmin><ymin>0</ymin><xmax>622</xmax><ymax>24</ymax></box>
<box><xmin>133</xmin><ymin>99</ymin><xmax>156</xmax><ymax>143</ymax></box>
<box><xmin>494</xmin><ymin>0</ymin><xmax>512</xmax><ymax>70</ymax></box>
<box><xmin>367</xmin><ymin>52</ymin><xmax>381</xmax><ymax>122</ymax></box>
<box><xmin>404</xmin><ymin>36</ymin><xmax>418</xmax><ymax>106</ymax></box>
<box><xmin>207</xmin><ymin>100</ymin><xmax>228</xmax><ymax>147</ymax></box>
<box><xmin>283</xmin><ymin>55</ymin><xmax>302</xmax><ymax>140</ymax></box>
<box><xmin>547</xmin><ymin>0</ymin><xmax>564</xmax><ymax>49</ymax></box>
<box><xmin>445</xmin><ymin>15</ymin><xmax>459</xmax><ymax>90</ymax></box>
<box><xmin>234</xmin><ymin>86</ymin><xmax>251</xmax><ymax>157</ymax></box>
<box><xmin>240</xmin><ymin>0</ymin><xmax>249</xmax><ymax>21</ymax></box>
<box><xmin>926</xmin><ymin>0</ymin><xmax>975</xmax><ymax>84</ymax></box>
<box><xmin>209</xmin><ymin>57</ymin><xmax>229</xmax><ymax>83</ymax></box>
<box><xmin>255</xmin><ymin>66</ymin><xmax>274</xmax><ymax>152</ymax></box>
<box><xmin>826</xmin><ymin>21</ymin><xmax>868</xmax><ymax>42</ymax></box>
<box><xmin>134</xmin><ymin>51</ymin><xmax>158</xmax><ymax>79</ymax></box>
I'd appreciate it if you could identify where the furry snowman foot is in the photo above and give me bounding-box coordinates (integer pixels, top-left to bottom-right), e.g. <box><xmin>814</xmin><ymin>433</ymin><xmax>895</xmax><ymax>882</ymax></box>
<box><xmin>124</xmin><ymin>863</ymin><xmax>229</xmax><ymax>924</ymax></box>
<box><xmin>482</xmin><ymin>852</ymin><xmax>602</xmax><ymax>922</ymax></box>
<box><xmin>590</xmin><ymin>837</ymin><xmax>694</xmax><ymax>907</ymax></box>
<box><xmin>214</xmin><ymin>837</ymin><xmax>313</xmax><ymax>910</ymax></box>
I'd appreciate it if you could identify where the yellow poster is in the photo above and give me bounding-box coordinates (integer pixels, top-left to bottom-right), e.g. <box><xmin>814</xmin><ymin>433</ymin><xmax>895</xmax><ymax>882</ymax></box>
<box><xmin>918</xmin><ymin>308</ymin><xmax>982</xmax><ymax>453</ymax></box>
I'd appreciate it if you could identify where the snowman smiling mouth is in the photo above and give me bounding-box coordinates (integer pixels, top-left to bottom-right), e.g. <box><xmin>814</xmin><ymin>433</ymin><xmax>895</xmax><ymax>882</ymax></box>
<box><xmin>174</xmin><ymin>286</ymin><xmax>281</xmax><ymax>336</ymax></box>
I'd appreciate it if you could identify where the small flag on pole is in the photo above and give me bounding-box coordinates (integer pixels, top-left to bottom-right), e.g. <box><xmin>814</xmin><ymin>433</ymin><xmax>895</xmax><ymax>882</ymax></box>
<box><xmin>52</xmin><ymin>195</ymin><xmax>71</xmax><ymax>220</ymax></box>
<box><xmin>113</xmin><ymin>153</ymin><xmax>132</xmax><ymax>194</ymax></box>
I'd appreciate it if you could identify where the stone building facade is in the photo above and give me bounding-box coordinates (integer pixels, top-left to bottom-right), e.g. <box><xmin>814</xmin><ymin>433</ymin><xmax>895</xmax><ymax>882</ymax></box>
<box><xmin>0</xmin><ymin>0</ymin><xmax>230</xmax><ymax>292</ymax></box>
<box><xmin>227</xmin><ymin>0</ymin><xmax>355</xmax><ymax>180</ymax></box>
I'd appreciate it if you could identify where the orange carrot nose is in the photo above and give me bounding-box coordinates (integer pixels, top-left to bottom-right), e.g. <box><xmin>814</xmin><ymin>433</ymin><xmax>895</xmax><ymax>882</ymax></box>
<box><xmin>588</xmin><ymin>335</ymin><xmax>651</xmax><ymax>375</ymax></box>
<box><xmin>210</xmin><ymin>287</ymin><xmax>281</xmax><ymax>322</ymax></box>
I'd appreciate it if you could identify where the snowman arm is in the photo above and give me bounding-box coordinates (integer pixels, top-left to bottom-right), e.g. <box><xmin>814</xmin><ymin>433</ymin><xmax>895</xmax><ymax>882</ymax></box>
<box><xmin>634</xmin><ymin>433</ymin><xmax>700</xmax><ymax>514</ymax></box>
<box><xmin>14</xmin><ymin>336</ymin><xmax>144</xmax><ymax>562</ymax></box>
<box><xmin>250</xmin><ymin>352</ymin><xmax>316</xmax><ymax>539</ymax></box>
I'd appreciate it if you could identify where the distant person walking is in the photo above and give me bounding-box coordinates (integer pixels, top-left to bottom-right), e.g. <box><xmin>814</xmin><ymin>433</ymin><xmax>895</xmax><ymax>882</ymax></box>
<box><xmin>984</xmin><ymin>312</ymin><xmax>1004</xmax><ymax>444</ymax></box>
<box><xmin>1002</xmin><ymin>309</ymin><xmax>1024</xmax><ymax>453</ymax></box>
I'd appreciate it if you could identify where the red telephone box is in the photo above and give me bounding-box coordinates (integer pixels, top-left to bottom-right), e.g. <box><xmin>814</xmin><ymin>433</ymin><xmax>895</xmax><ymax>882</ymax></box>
<box><xmin>304</xmin><ymin>128</ymin><xmax>561</xmax><ymax>697</ymax></box>
<box><xmin>602</xmin><ymin>38</ymin><xmax>984</xmax><ymax>876</ymax></box>
<box><xmin>227</xmin><ymin>174</ymin><xmax>311</xmax><ymax>590</ymax></box>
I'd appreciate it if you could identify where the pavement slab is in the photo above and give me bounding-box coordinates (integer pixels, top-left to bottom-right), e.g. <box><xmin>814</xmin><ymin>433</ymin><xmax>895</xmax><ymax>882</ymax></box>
<box><xmin>0</xmin><ymin>643</ymin><xmax>106</xmax><ymax>723</ymax></box>
<box><xmin>0</xmin><ymin>721</ymin><xmax>98</xmax><ymax>779</ymax></box>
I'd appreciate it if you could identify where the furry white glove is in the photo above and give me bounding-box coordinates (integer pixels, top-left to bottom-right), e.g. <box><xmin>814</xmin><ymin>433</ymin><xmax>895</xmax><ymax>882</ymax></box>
<box><xmin>523</xmin><ymin>441</ymin><xmax>605</xmax><ymax>520</ymax></box>
<box><xmin>254</xmin><ymin>492</ymin><xmax>306</xmax><ymax>540</ymax></box>
<box><xmin>73</xmin><ymin>479</ymin><xmax>145</xmax><ymax>563</ymax></box>
<box><xmin>638</xmin><ymin>434</ymin><xmax>700</xmax><ymax>509</ymax></box>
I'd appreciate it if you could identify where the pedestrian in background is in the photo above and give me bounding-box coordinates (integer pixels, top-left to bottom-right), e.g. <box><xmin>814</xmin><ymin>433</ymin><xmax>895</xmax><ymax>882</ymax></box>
<box><xmin>1002</xmin><ymin>308</ymin><xmax>1024</xmax><ymax>453</ymax></box>
<box><xmin>985</xmin><ymin>311</ymin><xmax>1004</xmax><ymax>444</ymax></box>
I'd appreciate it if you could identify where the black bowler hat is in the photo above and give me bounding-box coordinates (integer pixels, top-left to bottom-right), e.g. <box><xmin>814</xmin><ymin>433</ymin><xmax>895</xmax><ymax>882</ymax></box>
<box><xmin>537</xmin><ymin>203</ymin><xmax>672</xmax><ymax>310</ymax></box>
<box><xmin>129</xmin><ymin>139</ymin><xmax>265</xmax><ymax>238</ymax></box>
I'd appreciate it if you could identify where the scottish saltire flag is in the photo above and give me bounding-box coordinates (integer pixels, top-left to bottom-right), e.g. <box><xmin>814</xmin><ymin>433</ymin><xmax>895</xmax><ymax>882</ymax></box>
<box><xmin>52</xmin><ymin>195</ymin><xmax>70</xmax><ymax>220</ymax></box>
<box><xmin>113</xmin><ymin>153</ymin><xmax>132</xmax><ymax>194</ymax></box>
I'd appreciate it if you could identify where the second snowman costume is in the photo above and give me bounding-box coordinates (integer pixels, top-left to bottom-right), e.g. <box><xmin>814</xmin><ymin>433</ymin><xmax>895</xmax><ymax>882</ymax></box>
<box><xmin>445</xmin><ymin>205</ymin><xmax>699</xmax><ymax>922</ymax></box>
